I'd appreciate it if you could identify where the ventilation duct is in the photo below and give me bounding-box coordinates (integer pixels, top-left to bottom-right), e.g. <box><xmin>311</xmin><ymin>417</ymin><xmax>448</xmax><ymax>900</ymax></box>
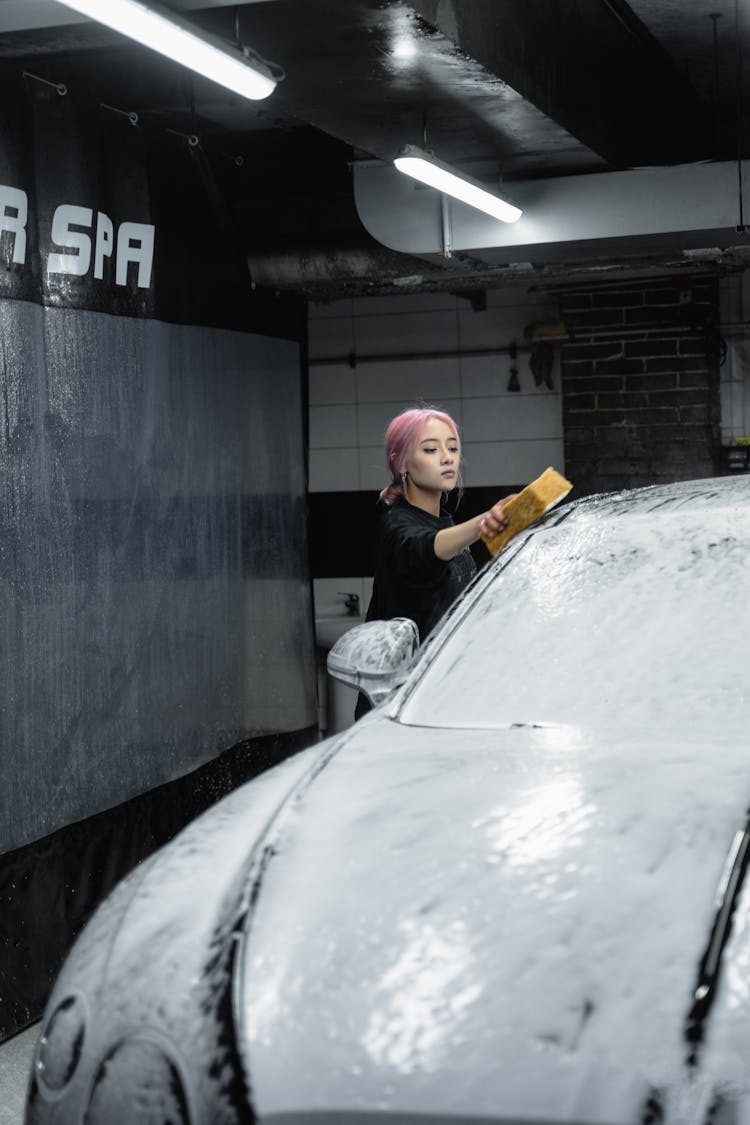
<box><xmin>353</xmin><ymin>159</ymin><xmax>747</xmax><ymax>267</ymax></box>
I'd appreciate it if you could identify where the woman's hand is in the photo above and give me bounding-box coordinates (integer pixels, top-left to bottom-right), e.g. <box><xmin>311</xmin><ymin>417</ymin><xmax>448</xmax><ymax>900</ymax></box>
<box><xmin>434</xmin><ymin>494</ymin><xmax>519</xmax><ymax>560</ymax></box>
<box><xmin>478</xmin><ymin>494</ymin><xmax>518</xmax><ymax>539</ymax></box>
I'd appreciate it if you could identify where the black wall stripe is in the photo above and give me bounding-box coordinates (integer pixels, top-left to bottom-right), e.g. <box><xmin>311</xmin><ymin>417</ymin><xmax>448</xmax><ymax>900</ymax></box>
<box><xmin>308</xmin><ymin>486</ymin><xmax>525</xmax><ymax>578</ymax></box>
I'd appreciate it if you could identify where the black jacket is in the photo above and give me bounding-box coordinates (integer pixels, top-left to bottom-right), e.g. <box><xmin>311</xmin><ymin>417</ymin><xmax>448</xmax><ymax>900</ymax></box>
<box><xmin>365</xmin><ymin>498</ymin><xmax>476</xmax><ymax>644</ymax></box>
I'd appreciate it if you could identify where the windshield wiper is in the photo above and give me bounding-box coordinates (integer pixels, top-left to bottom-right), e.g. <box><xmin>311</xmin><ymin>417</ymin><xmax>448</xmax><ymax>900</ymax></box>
<box><xmin>685</xmin><ymin>816</ymin><xmax>750</xmax><ymax>1067</ymax></box>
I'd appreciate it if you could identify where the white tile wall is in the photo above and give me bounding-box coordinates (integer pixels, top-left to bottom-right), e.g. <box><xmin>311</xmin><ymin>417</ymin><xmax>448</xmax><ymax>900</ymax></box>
<box><xmin>308</xmin><ymin>287</ymin><xmax>564</xmax><ymax>735</ymax></box>
<box><xmin>720</xmin><ymin>275</ymin><xmax>750</xmax><ymax>441</ymax></box>
<box><xmin>309</xmin><ymin>403</ymin><xmax>358</xmax><ymax>448</ymax></box>
<box><xmin>308</xmin><ymin>314</ymin><xmax>355</xmax><ymax>358</ymax></box>
<box><xmin>355</xmin><ymin>356</ymin><xmax>461</xmax><ymax>403</ymax></box>
<box><xmin>359</xmin><ymin>446</ymin><xmax>388</xmax><ymax>491</ymax></box>
<box><xmin>309</xmin><ymin>447</ymin><xmax>360</xmax><ymax>492</ymax></box>
<box><xmin>345</xmin><ymin>292</ymin><xmax>459</xmax><ymax>317</ymax></box>
<box><xmin>353</xmin><ymin>309</ymin><xmax>460</xmax><ymax>355</ymax></box>
<box><xmin>308</xmin><ymin>288</ymin><xmax>564</xmax><ymax>493</ymax></box>
<box><xmin>462</xmin><ymin>393</ymin><xmax>562</xmax><ymax>442</ymax></box>
<box><xmin>308</xmin><ymin>363</ymin><xmax>357</xmax><ymax>405</ymax></box>
<box><xmin>462</xmin><ymin>439</ymin><xmax>564</xmax><ymax>486</ymax></box>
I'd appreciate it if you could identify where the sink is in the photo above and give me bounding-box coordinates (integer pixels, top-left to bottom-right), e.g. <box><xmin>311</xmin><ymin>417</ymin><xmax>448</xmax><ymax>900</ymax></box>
<box><xmin>315</xmin><ymin>616</ymin><xmax>366</xmax><ymax>736</ymax></box>
<box><xmin>315</xmin><ymin>616</ymin><xmax>364</xmax><ymax>649</ymax></box>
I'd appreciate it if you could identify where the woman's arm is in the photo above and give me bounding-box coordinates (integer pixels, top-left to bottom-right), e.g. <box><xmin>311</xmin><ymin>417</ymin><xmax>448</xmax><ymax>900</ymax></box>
<box><xmin>434</xmin><ymin>496</ymin><xmax>517</xmax><ymax>561</ymax></box>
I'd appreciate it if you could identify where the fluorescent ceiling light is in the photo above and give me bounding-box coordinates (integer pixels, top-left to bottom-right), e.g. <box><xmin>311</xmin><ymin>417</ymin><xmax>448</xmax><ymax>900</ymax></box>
<box><xmin>54</xmin><ymin>0</ymin><xmax>277</xmax><ymax>100</ymax></box>
<box><xmin>394</xmin><ymin>145</ymin><xmax>522</xmax><ymax>223</ymax></box>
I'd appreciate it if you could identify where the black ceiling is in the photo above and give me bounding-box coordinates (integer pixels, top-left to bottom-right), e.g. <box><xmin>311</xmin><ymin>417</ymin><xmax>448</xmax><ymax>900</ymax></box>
<box><xmin>1</xmin><ymin>0</ymin><xmax>749</xmax><ymax>299</ymax></box>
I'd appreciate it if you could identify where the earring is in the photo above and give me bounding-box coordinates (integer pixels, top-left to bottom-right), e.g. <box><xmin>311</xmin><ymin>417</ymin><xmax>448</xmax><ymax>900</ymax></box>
<box><xmin>400</xmin><ymin>472</ymin><xmax>408</xmax><ymax>492</ymax></box>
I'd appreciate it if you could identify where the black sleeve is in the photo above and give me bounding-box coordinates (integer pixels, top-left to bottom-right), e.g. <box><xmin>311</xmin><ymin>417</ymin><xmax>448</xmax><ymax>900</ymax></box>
<box><xmin>382</xmin><ymin>507</ymin><xmax>447</xmax><ymax>582</ymax></box>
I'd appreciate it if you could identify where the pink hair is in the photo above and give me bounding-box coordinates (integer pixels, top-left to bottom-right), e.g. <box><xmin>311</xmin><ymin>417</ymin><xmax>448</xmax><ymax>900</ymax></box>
<box><xmin>379</xmin><ymin>406</ymin><xmax>461</xmax><ymax>504</ymax></box>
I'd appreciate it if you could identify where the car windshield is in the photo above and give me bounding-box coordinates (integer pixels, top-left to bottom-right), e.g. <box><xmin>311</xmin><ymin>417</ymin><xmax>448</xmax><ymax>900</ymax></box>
<box><xmin>398</xmin><ymin>503</ymin><xmax>750</xmax><ymax>731</ymax></box>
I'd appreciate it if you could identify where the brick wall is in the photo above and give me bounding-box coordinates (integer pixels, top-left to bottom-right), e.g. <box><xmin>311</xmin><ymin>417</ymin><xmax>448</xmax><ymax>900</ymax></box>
<box><xmin>560</xmin><ymin>278</ymin><xmax>721</xmax><ymax>495</ymax></box>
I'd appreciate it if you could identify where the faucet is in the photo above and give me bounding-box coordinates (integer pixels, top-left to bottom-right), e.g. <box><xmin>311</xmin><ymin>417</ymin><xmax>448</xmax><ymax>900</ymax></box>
<box><xmin>339</xmin><ymin>592</ymin><xmax>360</xmax><ymax>617</ymax></box>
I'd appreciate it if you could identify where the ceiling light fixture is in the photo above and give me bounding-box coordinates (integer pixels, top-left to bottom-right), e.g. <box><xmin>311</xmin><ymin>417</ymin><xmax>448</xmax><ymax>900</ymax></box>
<box><xmin>393</xmin><ymin>144</ymin><xmax>522</xmax><ymax>223</ymax></box>
<box><xmin>54</xmin><ymin>0</ymin><xmax>277</xmax><ymax>101</ymax></box>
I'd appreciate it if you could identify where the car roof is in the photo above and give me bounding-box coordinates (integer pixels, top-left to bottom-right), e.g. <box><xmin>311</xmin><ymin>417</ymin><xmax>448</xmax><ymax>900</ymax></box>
<box><xmin>557</xmin><ymin>474</ymin><xmax>750</xmax><ymax>526</ymax></box>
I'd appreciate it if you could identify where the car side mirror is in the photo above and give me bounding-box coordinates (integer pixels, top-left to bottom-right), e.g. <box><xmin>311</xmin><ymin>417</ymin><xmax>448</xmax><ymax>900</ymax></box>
<box><xmin>327</xmin><ymin>618</ymin><xmax>420</xmax><ymax>705</ymax></box>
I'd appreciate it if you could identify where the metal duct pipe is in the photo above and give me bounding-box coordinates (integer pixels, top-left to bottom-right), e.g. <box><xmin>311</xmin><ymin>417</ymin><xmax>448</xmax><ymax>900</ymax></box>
<box><xmin>245</xmin><ymin>234</ymin><xmax>446</xmax><ymax>292</ymax></box>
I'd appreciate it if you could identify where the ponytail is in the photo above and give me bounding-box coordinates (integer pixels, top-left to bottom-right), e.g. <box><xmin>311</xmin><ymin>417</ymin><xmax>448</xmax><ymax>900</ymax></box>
<box><xmin>379</xmin><ymin>478</ymin><xmax>406</xmax><ymax>504</ymax></box>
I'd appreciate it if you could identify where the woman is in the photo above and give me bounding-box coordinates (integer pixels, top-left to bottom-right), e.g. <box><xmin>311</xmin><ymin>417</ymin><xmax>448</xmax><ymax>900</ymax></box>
<box><xmin>355</xmin><ymin>406</ymin><xmax>516</xmax><ymax>717</ymax></box>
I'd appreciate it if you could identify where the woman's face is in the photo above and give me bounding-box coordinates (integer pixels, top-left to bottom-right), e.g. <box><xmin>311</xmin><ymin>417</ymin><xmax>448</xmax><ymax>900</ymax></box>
<box><xmin>405</xmin><ymin>418</ymin><xmax>460</xmax><ymax>494</ymax></box>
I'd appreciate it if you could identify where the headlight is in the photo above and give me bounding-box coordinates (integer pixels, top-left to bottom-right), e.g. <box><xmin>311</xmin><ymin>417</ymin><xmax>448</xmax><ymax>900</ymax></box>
<box><xmin>36</xmin><ymin>993</ymin><xmax>87</xmax><ymax>1093</ymax></box>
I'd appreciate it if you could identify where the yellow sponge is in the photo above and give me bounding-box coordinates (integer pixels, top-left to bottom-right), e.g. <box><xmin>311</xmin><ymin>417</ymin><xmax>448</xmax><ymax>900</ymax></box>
<box><xmin>481</xmin><ymin>467</ymin><xmax>573</xmax><ymax>556</ymax></box>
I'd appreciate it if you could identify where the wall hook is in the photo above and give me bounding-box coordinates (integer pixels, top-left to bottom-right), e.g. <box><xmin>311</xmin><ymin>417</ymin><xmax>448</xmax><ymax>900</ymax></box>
<box><xmin>101</xmin><ymin>102</ymin><xmax>139</xmax><ymax>126</ymax></box>
<box><xmin>23</xmin><ymin>71</ymin><xmax>67</xmax><ymax>96</ymax></box>
<box><xmin>165</xmin><ymin>128</ymin><xmax>200</xmax><ymax>147</ymax></box>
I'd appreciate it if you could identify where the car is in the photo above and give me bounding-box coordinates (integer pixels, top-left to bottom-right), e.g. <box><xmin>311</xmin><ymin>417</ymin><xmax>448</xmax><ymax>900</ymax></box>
<box><xmin>26</xmin><ymin>473</ymin><xmax>750</xmax><ymax>1125</ymax></box>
